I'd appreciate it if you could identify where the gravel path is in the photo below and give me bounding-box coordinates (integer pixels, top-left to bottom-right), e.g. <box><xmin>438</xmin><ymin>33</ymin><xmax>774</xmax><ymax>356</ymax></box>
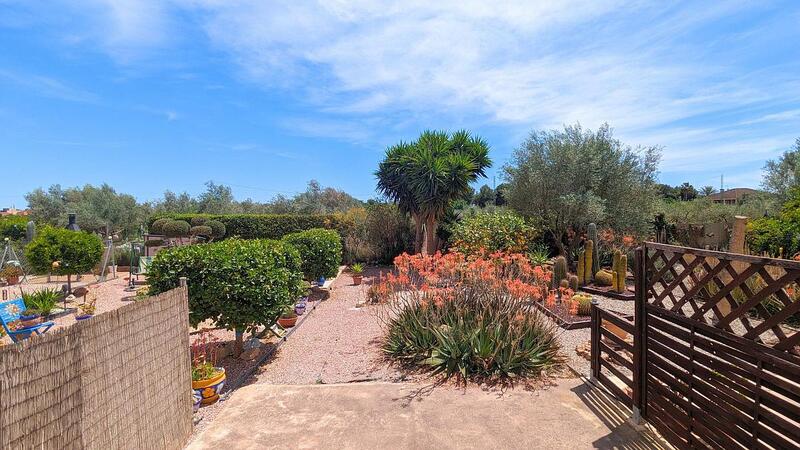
<box><xmin>251</xmin><ymin>267</ymin><xmax>406</xmax><ymax>385</ymax></box>
<box><xmin>555</xmin><ymin>295</ymin><xmax>634</xmax><ymax>376</ymax></box>
<box><xmin>0</xmin><ymin>276</ymin><xmax>135</xmax><ymax>345</ymax></box>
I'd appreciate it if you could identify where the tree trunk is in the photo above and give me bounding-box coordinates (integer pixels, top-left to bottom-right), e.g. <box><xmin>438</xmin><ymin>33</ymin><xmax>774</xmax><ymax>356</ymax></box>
<box><xmin>233</xmin><ymin>329</ymin><xmax>244</xmax><ymax>356</ymax></box>
<box><xmin>423</xmin><ymin>217</ymin><xmax>438</xmax><ymax>255</ymax></box>
<box><xmin>412</xmin><ymin>213</ymin><xmax>424</xmax><ymax>254</ymax></box>
<box><xmin>67</xmin><ymin>274</ymin><xmax>72</xmax><ymax>294</ymax></box>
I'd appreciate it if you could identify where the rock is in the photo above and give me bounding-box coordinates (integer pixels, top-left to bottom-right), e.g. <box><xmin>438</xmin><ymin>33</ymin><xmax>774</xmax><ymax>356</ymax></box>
<box><xmin>243</xmin><ymin>337</ymin><xmax>262</xmax><ymax>351</ymax></box>
<box><xmin>239</xmin><ymin>347</ymin><xmax>261</xmax><ymax>361</ymax></box>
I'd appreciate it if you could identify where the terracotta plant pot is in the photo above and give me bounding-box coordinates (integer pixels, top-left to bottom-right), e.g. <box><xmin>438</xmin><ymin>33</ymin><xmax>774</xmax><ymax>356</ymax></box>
<box><xmin>6</xmin><ymin>275</ymin><xmax>19</xmax><ymax>285</ymax></box>
<box><xmin>192</xmin><ymin>367</ymin><xmax>226</xmax><ymax>406</ymax></box>
<box><xmin>352</xmin><ymin>275</ymin><xmax>363</xmax><ymax>285</ymax></box>
<box><xmin>278</xmin><ymin>316</ymin><xmax>298</xmax><ymax>328</ymax></box>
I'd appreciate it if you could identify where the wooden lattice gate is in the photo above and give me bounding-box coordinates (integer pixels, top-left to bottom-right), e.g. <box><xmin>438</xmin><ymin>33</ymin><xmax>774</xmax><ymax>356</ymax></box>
<box><xmin>637</xmin><ymin>243</ymin><xmax>800</xmax><ymax>449</ymax></box>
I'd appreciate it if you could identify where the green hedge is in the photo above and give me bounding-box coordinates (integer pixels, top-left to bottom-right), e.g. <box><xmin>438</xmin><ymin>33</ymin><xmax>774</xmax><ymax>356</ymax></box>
<box><xmin>282</xmin><ymin>228</ymin><xmax>342</xmax><ymax>280</ymax></box>
<box><xmin>148</xmin><ymin>213</ymin><xmax>349</xmax><ymax>240</ymax></box>
<box><xmin>147</xmin><ymin>239</ymin><xmax>304</xmax><ymax>332</ymax></box>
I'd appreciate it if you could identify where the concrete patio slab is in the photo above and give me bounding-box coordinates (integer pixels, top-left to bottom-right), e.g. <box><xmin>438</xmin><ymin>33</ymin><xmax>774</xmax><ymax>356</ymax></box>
<box><xmin>186</xmin><ymin>378</ymin><xmax>668</xmax><ymax>450</ymax></box>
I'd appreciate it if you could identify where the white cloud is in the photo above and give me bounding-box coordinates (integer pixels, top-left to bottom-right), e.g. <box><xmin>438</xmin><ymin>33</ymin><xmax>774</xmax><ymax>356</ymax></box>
<box><xmin>5</xmin><ymin>0</ymin><xmax>800</xmax><ymax>185</ymax></box>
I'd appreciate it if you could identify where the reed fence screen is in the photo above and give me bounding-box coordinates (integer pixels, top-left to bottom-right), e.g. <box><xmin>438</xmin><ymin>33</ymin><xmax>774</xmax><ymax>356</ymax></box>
<box><xmin>0</xmin><ymin>286</ymin><xmax>192</xmax><ymax>449</ymax></box>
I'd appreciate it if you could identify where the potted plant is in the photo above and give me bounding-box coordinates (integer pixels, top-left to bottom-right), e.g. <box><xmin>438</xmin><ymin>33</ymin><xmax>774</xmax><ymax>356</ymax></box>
<box><xmin>1</xmin><ymin>265</ymin><xmax>23</xmax><ymax>285</ymax></box>
<box><xmin>19</xmin><ymin>309</ymin><xmax>42</xmax><ymax>328</ymax></box>
<box><xmin>191</xmin><ymin>331</ymin><xmax>225</xmax><ymax>409</ymax></box>
<box><xmin>277</xmin><ymin>305</ymin><xmax>298</xmax><ymax>328</ymax></box>
<box><xmin>76</xmin><ymin>298</ymin><xmax>96</xmax><ymax>320</ymax></box>
<box><xmin>22</xmin><ymin>288</ymin><xmax>61</xmax><ymax>319</ymax></box>
<box><xmin>294</xmin><ymin>297</ymin><xmax>307</xmax><ymax>315</ymax></box>
<box><xmin>350</xmin><ymin>263</ymin><xmax>364</xmax><ymax>285</ymax></box>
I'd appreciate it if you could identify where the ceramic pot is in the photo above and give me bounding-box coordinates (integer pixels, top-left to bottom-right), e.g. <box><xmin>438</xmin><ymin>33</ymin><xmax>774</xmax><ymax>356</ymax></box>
<box><xmin>352</xmin><ymin>275</ymin><xmax>362</xmax><ymax>285</ymax></box>
<box><xmin>317</xmin><ymin>276</ymin><xmax>326</xmax><ymax>286</ymax></box>
<box><xmin>192</xmin><ymin>368</ymin><xmax>226</xmax><ymax>406</ymax></box>
<box><xmin>294</xmin><ymin>303</ymin><xmax>306</xmax><ymax>315</ymax></box>
<box><xmin>75</xmin><ymin>314</ymin><xmax>93</xmax><ymax>321</ymax></box>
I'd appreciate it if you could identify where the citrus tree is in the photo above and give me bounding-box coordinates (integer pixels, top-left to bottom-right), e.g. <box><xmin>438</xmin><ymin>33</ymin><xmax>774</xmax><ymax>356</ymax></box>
<box><xmin>25</xmin><ymin>227</ymin><xmax>104</xmax><ymax>292</ymax></box>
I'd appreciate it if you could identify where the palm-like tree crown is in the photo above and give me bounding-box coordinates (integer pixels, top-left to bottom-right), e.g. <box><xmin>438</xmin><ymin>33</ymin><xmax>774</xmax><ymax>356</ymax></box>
<box><xmin>375</xmin><ymin>130</ymin><xmax>491</xmax><ymax>252</ymax></box>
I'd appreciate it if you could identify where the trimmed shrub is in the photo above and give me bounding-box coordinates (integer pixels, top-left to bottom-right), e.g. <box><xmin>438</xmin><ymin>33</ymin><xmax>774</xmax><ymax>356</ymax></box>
<box><xmin>0</xmin><ymin>216</ymin><xmax>27</xmax><ymax>240</ymax></box>
<box><xmin>150</xmin><ymin>218</ymin><xmax>172</xmax><ymax>235</ymax></box>
<box><xmin>147</xmin><ymin>213</ymin><xmax>350</xmax><ymax>240</ymax></box>
<box><xmin>450</xmin><ymin>210</ymin><xmax>537</xmax><ymax>256</ymax></box>
<box><xmin>190</xmin><ymin>225</ymin><xmax>213</xmax><ymax>237</ymax></box>
<box><xmin>282</xmin><ymin>228</ymin><xmax>342</xmax><ymax>280</ymax></box>
<box><xmin>163</xmin><ymin>220</ymin><xmax>190</xmax><ymax>238</ymax></box>
<box><xmin>206</xmin><ymin>220</ymin><xmax>226</xmax><ymax>240</ymax></box>
<box><xmin>25</xmin><ymin>227</ymin><xmax>103</xmax><ymax>290</ymax></box>
<box><xmin>190</xmin><ymin>216</ymin><xmax>207</xmax><ymax>227</ymax></box>
<box><xmin>148</xmin><ymin>239</ymin><xmax>304</xmax><ymax>339</ymax></box>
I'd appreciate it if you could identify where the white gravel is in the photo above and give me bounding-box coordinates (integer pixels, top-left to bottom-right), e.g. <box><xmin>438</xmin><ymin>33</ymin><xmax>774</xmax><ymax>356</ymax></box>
<box><xmin>252</xmin><ymin>267</ymin><xmax>406</xmax><ymax>385</ymax></box>
<box><xmin>555</xmin><ymin>294</ymin><xmax>635</xmax><ymax>376</ymax></box>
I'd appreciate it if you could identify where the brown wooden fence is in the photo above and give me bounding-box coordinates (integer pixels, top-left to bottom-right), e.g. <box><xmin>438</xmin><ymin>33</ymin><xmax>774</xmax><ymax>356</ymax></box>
<box><xmin>590</xmin><ymin>305</ymin><xmax>635</xmax><ymax>407</ymax></box>
<box><xmin>592</xmin><ymin>242</ymin><xmax>800</xmax><ymax>449</ymax></box>
<box><xmin>0</xmin><ymin>285</ymin><xmax>192</xmax><ymax>449</ymax></box>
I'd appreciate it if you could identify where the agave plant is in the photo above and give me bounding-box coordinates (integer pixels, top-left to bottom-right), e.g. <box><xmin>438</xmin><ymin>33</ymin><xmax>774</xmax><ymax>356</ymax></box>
<box><xmin>21</xmin><ymin>288</ymin><xmax>62</xmax><ymax>318</ymax></box>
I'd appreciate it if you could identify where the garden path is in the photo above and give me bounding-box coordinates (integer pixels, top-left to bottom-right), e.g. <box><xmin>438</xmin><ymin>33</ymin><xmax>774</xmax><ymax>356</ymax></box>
<box><xmin>251</xmin><ymin>267</ymin><xmax>407</xmax><ymax>384</ymax></box>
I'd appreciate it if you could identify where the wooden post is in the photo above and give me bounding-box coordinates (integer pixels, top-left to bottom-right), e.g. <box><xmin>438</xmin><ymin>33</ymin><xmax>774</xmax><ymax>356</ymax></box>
<box><xmin>179</xmin><ymin>277</ymin><xmax>187</xmax><ymax>288</ymax></box>
<box><xmin>590</xmin><ymin>299</ymin><xmax>600</xmax><ymax>382</ymax></box>
<box><xmin>632</xmin><ymin>246</ymin><xmax>647</xmax><ymax>424</ymax></box>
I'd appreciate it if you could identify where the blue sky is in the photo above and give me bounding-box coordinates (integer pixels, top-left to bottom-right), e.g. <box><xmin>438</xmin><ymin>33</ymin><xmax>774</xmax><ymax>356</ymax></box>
<box><xmin>1</xmin><ymin>1</ymin><xmax>799</xmax><ymax>208</ymax></box>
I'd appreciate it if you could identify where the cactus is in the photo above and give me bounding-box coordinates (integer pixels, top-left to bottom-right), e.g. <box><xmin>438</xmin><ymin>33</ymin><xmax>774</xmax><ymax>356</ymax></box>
<box><xmin>611</xmin><ymin>250</ymin><xmax>627</xmax><ymax>293</ymax></box>
<box><xmin>618</xmin><ymin>254</ymin><xmax>628</xmax><ymax>293</ymax></box>
<box><xmin>560</xmin><ymin>279</ymin><xmax>570</xmax><ymax>289</ymax></box>
<box><xmin>552</xmin><ymin>256</ymin><xmax>568</xmax><ymax>289</ymax></box>
<box><xmin>574</xmin><ymin>293</ymin><xmax>593</xmax><ymax>316</ymax></box>
<box><xmin>587</xmin><ymin>223</ymin><xmax>599</xmax><ymax>277</ymax></box>
<box><xmin>568</xmin><ymin>274</ymin><xmax>579</xmax><ymax>291</ymax></box>
<box><xmin>576</xmin><ymin>249</ymin><xmax>585</xmax><ymax>286</ymax></box>
<box><xmin>584</xmin><ymin>240</ymin><xmax>594</xmax><ymax>285</ymax></box>
<box><xmin>25</xmin><ymin>221</ymin><xmax>36</xmax><ymax>243</ymax></box>
<box><xmin>595</xmin><ymin>269</ymin><xmax>613</xmax><ymax>286</ymax></box>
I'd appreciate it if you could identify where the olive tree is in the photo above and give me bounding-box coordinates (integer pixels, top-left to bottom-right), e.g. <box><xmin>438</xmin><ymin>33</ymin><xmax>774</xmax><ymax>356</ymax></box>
<box><xmin>503</xmin><ymin>123</ymin><xmax>660</xmax><ymax>259</ymax></box>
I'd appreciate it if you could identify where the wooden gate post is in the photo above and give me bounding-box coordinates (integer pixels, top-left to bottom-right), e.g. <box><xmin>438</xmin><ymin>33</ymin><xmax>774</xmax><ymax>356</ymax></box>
<box><xmin>590</xmin><ymin>299</ymin><xmax>600</xmax><ymax>383</ymax></box>
<box><xmin>632</xmin><ymin>246</ymin><xmax>647</xmax><ymax>425</ymax></box>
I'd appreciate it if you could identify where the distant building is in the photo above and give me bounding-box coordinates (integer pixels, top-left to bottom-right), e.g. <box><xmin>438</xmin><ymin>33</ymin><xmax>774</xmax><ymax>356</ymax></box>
<box><xmin>0</xmin><ymin>207</ymin><xmax>30</xmax><ymax>217</ymax></box>
<box><xmin>706</xmin><ymin>188</ymin><xmax>759</xmax><ymax>205</ymax></box>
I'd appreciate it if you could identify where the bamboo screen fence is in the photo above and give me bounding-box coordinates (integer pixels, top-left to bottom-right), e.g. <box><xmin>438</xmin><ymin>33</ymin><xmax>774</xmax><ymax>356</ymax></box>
<box><xmin>0</xmin><ymin>286</ymin><xmax>192</xmax><ymax>449</ymax></box>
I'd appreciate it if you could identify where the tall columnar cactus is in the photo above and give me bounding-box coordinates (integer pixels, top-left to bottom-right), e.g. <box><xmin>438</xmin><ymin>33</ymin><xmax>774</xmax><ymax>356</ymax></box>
<box><xmin>587</xmin><ymin>223</ymin><xmax>599</xmax><ymax>278</ymax></box>
<box><xmin>575</xmin><ymin>240</ymin><xmax>593</xmax><ymax>286</ymax></box>
<box><xmin>612</xmin><ymin>250</ymin><xmax>627</xmax><ymax>293</ymax></box>
<box><xmin>583</xmin><ymin>239</ymin><xmax>594</xmax><ymax>285</ymax></box>
<box><xmin>25</xmin><ymin>221</ymin><xmax>36</xmax><ymax>243</ymax></box>
<box><xmin>552</xmin><ymin>255</ymin><xmax>568</xmax><ymax>290</ymax></box>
